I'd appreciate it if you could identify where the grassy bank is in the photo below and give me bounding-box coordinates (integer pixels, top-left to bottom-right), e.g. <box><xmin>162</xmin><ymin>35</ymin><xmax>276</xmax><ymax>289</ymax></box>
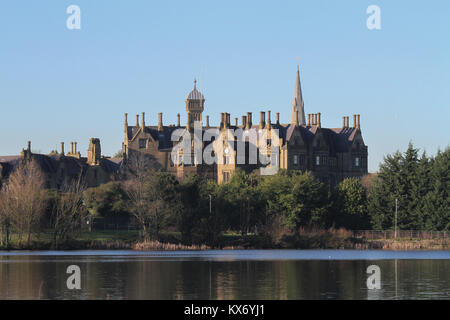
<box><xmin>0</xmin><ymin>229</ymin><xmax>448</xmax><ymax>250</ymax></box>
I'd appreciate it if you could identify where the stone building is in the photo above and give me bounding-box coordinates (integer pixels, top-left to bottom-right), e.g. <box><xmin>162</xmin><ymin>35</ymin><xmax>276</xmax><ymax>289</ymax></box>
<box><xmin>123</xmin><ymin>66</ymin><xmax>368</xmax><ymax>186</ymax></box>
<box><xmin>0</xmin><ymin>139</ymin><xmax>121</xmax><ymax>189</ymax></box>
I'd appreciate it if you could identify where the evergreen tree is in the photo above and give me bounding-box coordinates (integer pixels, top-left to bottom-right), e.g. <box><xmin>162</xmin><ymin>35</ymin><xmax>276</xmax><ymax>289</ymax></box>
<box><xmin>422</xmin><ymin>148</ymin><xmax>449</xmax><ymax>230</ymax></box>
<box><xmin>369</xmin><ymin>143</ymin><xmax>449</xmax><ymax>231</ymax></box>
<box><xmin>368</xmin><ymin>151</ymin><xmax>403</xmax><ymax>230</ymax></box>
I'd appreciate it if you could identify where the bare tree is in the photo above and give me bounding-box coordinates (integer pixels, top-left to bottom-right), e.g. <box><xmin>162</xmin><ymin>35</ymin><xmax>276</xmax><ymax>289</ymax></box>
<box><xmin>5</xmin><ymin>159</ymin><xmax>47</xmax><ymax>246</ymax></box>
<box><xmin>50</xmin><ymin>176</ymin><xmax>87</xmax><ymax>249</ymax></box>
<box><xmin>122</xmin><ymin>152</ymin><xmax>155</xmax><ymax>239</ymax></box>
<box><xmin>0</xmin><ymin>188</ymin><xmax>12</xmax><ymax>247</ymax></box>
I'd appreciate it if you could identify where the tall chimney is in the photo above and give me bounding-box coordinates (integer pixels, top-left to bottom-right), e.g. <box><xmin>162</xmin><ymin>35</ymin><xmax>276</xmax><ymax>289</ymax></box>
<box><xmin>342</xmin><ymin>116</ymin><xmax>346</xmax><ymax>128</ymax></box>
<box><xmin>177</xmin><ymin>113</ymin><xmax>180</xmax><ymax>127</ymax></box>
<box><xmin>60</xmin><ymin>142</ymin><xmax>64</xmax><ymax>155</ymax></box>
<box><xmin>242</xmin><ymin>115</ymin><xmax>247</xmax><ymax>128</ymax></box>
<box><xmin>27</xmin><ymin>141</ymin><xmax>31</xmax><ymax>151</ymax></box>
<box><xmin>220</xmin><ymin>113</ymin><xmax>224</xmax><ymax>128</ymax></box>
<box><xmin>124</xmin><ymin>113</ymin><xmax>128</xmax><ymax>131</ymax></box>
<box><xmin>276</xmin><ymin>112</ymin><xmax>280</xmax><ymax>125</ymax></box>
<box><xmin>259</xmin><ymin>111</ymin><xmax>265</xmax><ymax>129</ymax></box>
<box><xmin>357</xmin><ymin>114</ymin><xmax>361</xmax><ymax>130</ymax></box>
<box><xmin>318</xmin><ymin>113</ymin><xmax>321</xmax><ymax>128</ymax></box>
<box><xmin>307</xmin><ymin>114</ymin><xmax>311</xmax><ymax>126</ymax></box>
<box><xmin>141</xmin><ymin>112</ymin><xmax>145</xmax><ymax>129</ymax></box>
<box><xmin>226</xmin><ymin>113</ymin><xmax>231</xmax><ymax>128</ymax></box>
<box><xmin>346</xmin><ymin>116</ymin><xmax>349</xmax><ymax>128</ymax></box>
<box><xmin>247</xmin><ymin>112</ymin><xmax>252</xmax><ymax>129</ymax></box>
<box><xmin>136</xmin><ymin>114</ymin><xmax>139</xmax><ymax>127</ymax></box>
<box><xmin>70</xmin><ymin>142</ymin><xmax>74</xmax><ymax>154</ymax></box>
<box><xmin>235</xmin><ymin>117</ymin><xmax>238</xmax><ymax>127</ymax></box>
<box><xmin>75</xmin><ymin>142</ymin><xmax>77</xmax><ymax>153</ymax></box>
<box><xmin>206</xmin><ymin>115</ymin><xmax>210</xmax><ymax>127</ymax></box>
<box><xmin>267</xmin><ymin>111</ymin><xmax>271</xmax><ymax>126</ymax></box>
<box><xmin>353</xmin><ymin>114</ymin><xmax>357</xmax><ymax>128</ymax></box>
<box><xmin>158</xmin><ymin>112</ymin><xmax>163</xmax><ymax>131</ymax></box>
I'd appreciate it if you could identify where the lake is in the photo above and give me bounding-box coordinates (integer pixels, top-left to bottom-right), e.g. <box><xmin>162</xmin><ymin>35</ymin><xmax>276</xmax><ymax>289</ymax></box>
<box><xmin>0</xmin><ymin>250</ymin><xmax>449</xmax><ymax>299</ymax></box>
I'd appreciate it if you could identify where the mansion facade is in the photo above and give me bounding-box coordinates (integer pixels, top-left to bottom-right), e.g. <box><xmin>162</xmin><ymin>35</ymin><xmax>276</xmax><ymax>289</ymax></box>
<box><xmin>1</xmin><ymin>66</ymin><xmax>368</xmax><ymax>190</ymax></box>
<box><xmin>123</xmin><ymin>66</ymin><xmax>368</xmax><ymax>186</ymax></box>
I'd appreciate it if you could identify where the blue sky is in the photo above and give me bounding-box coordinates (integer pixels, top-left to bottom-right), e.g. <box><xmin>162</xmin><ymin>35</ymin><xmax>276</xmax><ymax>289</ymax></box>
<box><xmin>0</xmin><ymin>0</ymin><xmax>449</xmax><ymax>172</ymax></box>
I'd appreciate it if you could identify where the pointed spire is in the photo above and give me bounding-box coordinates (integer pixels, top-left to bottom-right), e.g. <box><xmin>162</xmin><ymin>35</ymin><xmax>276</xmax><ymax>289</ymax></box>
<box><xmin>194</xmin><ymin>78</ymin><xmax>197</xmax><ymax>90</ymax></box>
<box><xmin>291</xmin><ymin>65</ymin><xmax>306</xmax><ymax>125</ymax></box>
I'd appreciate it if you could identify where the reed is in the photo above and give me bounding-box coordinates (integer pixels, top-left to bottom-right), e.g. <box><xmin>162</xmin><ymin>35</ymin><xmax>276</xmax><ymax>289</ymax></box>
<box><xmin>134</xmin><ymin>240</ymin><xmax>210</xmax><ymax>251</ymax></box>
<box><xmin>369</xmin><ymin>239</ymin><xmax>449</xmax><ymax>250</ymax></box>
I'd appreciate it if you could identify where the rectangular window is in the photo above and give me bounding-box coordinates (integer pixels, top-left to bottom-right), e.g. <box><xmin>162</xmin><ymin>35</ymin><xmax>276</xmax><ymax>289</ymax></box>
<box><xmin>293</xmin><ymin>155</ymin><xmax>298</xmax><ymax>165</ymax></box>
<box><xmin>223</xmin><ymin>171</ymin><xmax>230</xmax><ymax>183</ymax></box>
<box><xmin>300</xmin><ymin>155</ymin><xmax>305</xmax><ymax>165</ymax></box>
<box><xmin>355</xmin><ymin>157</ymin><xmax>360</xmax><ymax>167</ymax></box>
<box><xmin>316</xmin><ymin>156</ymin><xmax>320</xmax><ymax>166</ymax></box>
<box><xmin>139</xmin><ymin>139</ymin><xmax>146</xmax><ymax>149</ymax></box>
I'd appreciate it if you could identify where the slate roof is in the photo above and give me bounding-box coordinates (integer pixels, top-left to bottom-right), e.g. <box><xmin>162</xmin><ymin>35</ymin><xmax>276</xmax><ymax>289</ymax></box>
<box><xmin>0</xmin><ymin>153</ymin><xmax>121</xmax><ymax>179</ymax></box>
<box><xmin>127</xmin><ymin>122</ymin><xmax>360</xmax><ymax>157</ymax></box>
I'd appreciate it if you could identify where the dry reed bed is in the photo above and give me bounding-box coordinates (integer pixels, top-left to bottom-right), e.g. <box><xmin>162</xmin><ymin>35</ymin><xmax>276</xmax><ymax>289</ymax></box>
<box><xmin>368</xmin><ymin>239</ymin><xmax>449</xmax><ymax>250</ymax></box>
<box><xmin>134</xmin><ymin>240</ymin><xmax>210</xmax><ymax>251</ymax></box>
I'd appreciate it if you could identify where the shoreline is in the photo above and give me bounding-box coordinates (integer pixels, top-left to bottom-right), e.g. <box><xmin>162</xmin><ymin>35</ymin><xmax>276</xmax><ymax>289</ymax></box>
<box><xmin>1</xmin><ymin>238</ymin><xmax>448</xmax><ymax>251</ymax></box>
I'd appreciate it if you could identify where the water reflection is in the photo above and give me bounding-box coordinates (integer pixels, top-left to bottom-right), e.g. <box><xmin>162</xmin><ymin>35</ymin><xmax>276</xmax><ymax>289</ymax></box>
<box><xmin>0</xmin><ymin>250</ymin><xmax>448</xmax><ymax>300</ymax></box>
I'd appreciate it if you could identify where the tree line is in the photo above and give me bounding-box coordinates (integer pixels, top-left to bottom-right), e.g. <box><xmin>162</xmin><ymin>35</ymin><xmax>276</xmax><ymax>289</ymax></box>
<box><xmin>0</xmin><ymin>142</ymin><xmax>448</xmax><ymax>248</ymax></box>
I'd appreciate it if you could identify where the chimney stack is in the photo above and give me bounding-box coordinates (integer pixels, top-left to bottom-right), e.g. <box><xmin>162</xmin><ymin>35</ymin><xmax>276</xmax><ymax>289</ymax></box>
<box><xmin>357</xmin><ymin>114</ymin><xmax>360</xmax><ymax>130</ymax></box>
<box><xmin>318</xmin><ymin>113</ymin><xmax>321</xmax><ymax>128</ymax></box>
<box><xmin>267</xmin><ymin>111</ymin><xmax>271</xmax><ymax>127</ymax></box>
<box><xmin>206</xmin><ymin>115</ymin><xmax>210</xmax><ymax>127</ymax></box>
<box><xmin>307</xmin><ymin>114</ymin><xmax>311</xmax><ymax>126</ymax></box>
<box><xmin>177</xmin><ymin>113</ymin><xmax>180</xmax><ymax>127</ymax></box>
<box><xmin>242</xmin><ymin>115</ymin><xmax>247</xmax><ymax>128</ymax></box>
<box><xmin>158</xmin><ymin>112</ymin><xmax>163</xmax><ymax>131</ymax></box>
<box><xmin>235</xmin><ymin>117</ymin><xmax>238</xmax><ymax>127</ymax></box>
<box><xmin>75</xmin><ymin>142</ymin><xmax>77</xmax><ymax>153</ymax></box>
<box><xmin>27</xmin><ymin>141</ymin><xmax>31</xmax><ymax>151</ymax></box>
<box><xmin>226</xmin><ymin>113</ymin><xmax>231</xmax><ymax>128</ymax></box>
<box><xmin>70</xmin><ymin>142</ymin><xmax>74</xmax><ymax>154</ymax></box>
<box><xmin>259</xmin><ymin>111</ymin><xmax>265</xmax><ymax>129</ymax></box>
<box><xmin>342</xmin><ymin>116</ymin><xmax>346</xmax><ymax>128</ymax></box>
<box><xmin>124</xmin><ymin>113</ymin><xmax>128</xmax><ymax>130</ymax></box>
<box><xmin>60</xmin><ymin>142</ymin><xmax>64</xmax><ymax>155</ymax></box>
<box><xmin>141</xmin><ymin>112</ymin><xmax>145</xmax><ymax>129</ymax></box>
<box><xmin>136</xmin><ymin>114</ymin><xmax>139</xmax><ymax>127</ymax></box>
<box><xmin>353</xmin><ymin>114</ymin><xmax>357</xmax><ymax>128</ymax></box>
<box><xmin>246</xmin><ymin>112</ymin><xmax>252</xmax><ymax>129</ymax></box>
<box><xmin>276</xmin><ymin>112</ymin><xmax>280</xmax><ymax>125</ymax></box>
<box><xmin>220</xmin><ymin>113</ymin><xmax>224</xmax><ymax>128</ymax></box>
<box><xmin>346</xmin><ymin>116</ymin><xmax>350</xmax><ymax>128</ymax></box>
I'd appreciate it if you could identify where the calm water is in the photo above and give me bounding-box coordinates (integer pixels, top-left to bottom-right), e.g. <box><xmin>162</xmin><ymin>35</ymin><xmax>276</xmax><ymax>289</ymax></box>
<box><xmin>0</xmin><ymin>250</ymin><xmax>449</xmax><ymax>300</ymax></box>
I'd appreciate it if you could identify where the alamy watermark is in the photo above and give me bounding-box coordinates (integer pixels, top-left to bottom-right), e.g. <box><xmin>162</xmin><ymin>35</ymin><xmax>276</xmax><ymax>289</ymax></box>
<box><xmin>66</xmin><ymin>5</ymin><xmax>81</xmax><ymax>30</ymax></box>
<box><xmin>366</xmin><ymin>265</ymin><xmax>381</xmax><ymax>289</ymax></box>
<box><xmin>366</xmin><ymin>5</ymin><xmax>381</xmax><ymax>30</ymax></box>
<box><xmin>170</xmin><ymin>121</ymin><xmax>280</xmax><ymax>176</ymax></box>
<box><xmin>66</xmin><ymin>265</ymin><xmax>81</xmax><ymax>290</ymax></box>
